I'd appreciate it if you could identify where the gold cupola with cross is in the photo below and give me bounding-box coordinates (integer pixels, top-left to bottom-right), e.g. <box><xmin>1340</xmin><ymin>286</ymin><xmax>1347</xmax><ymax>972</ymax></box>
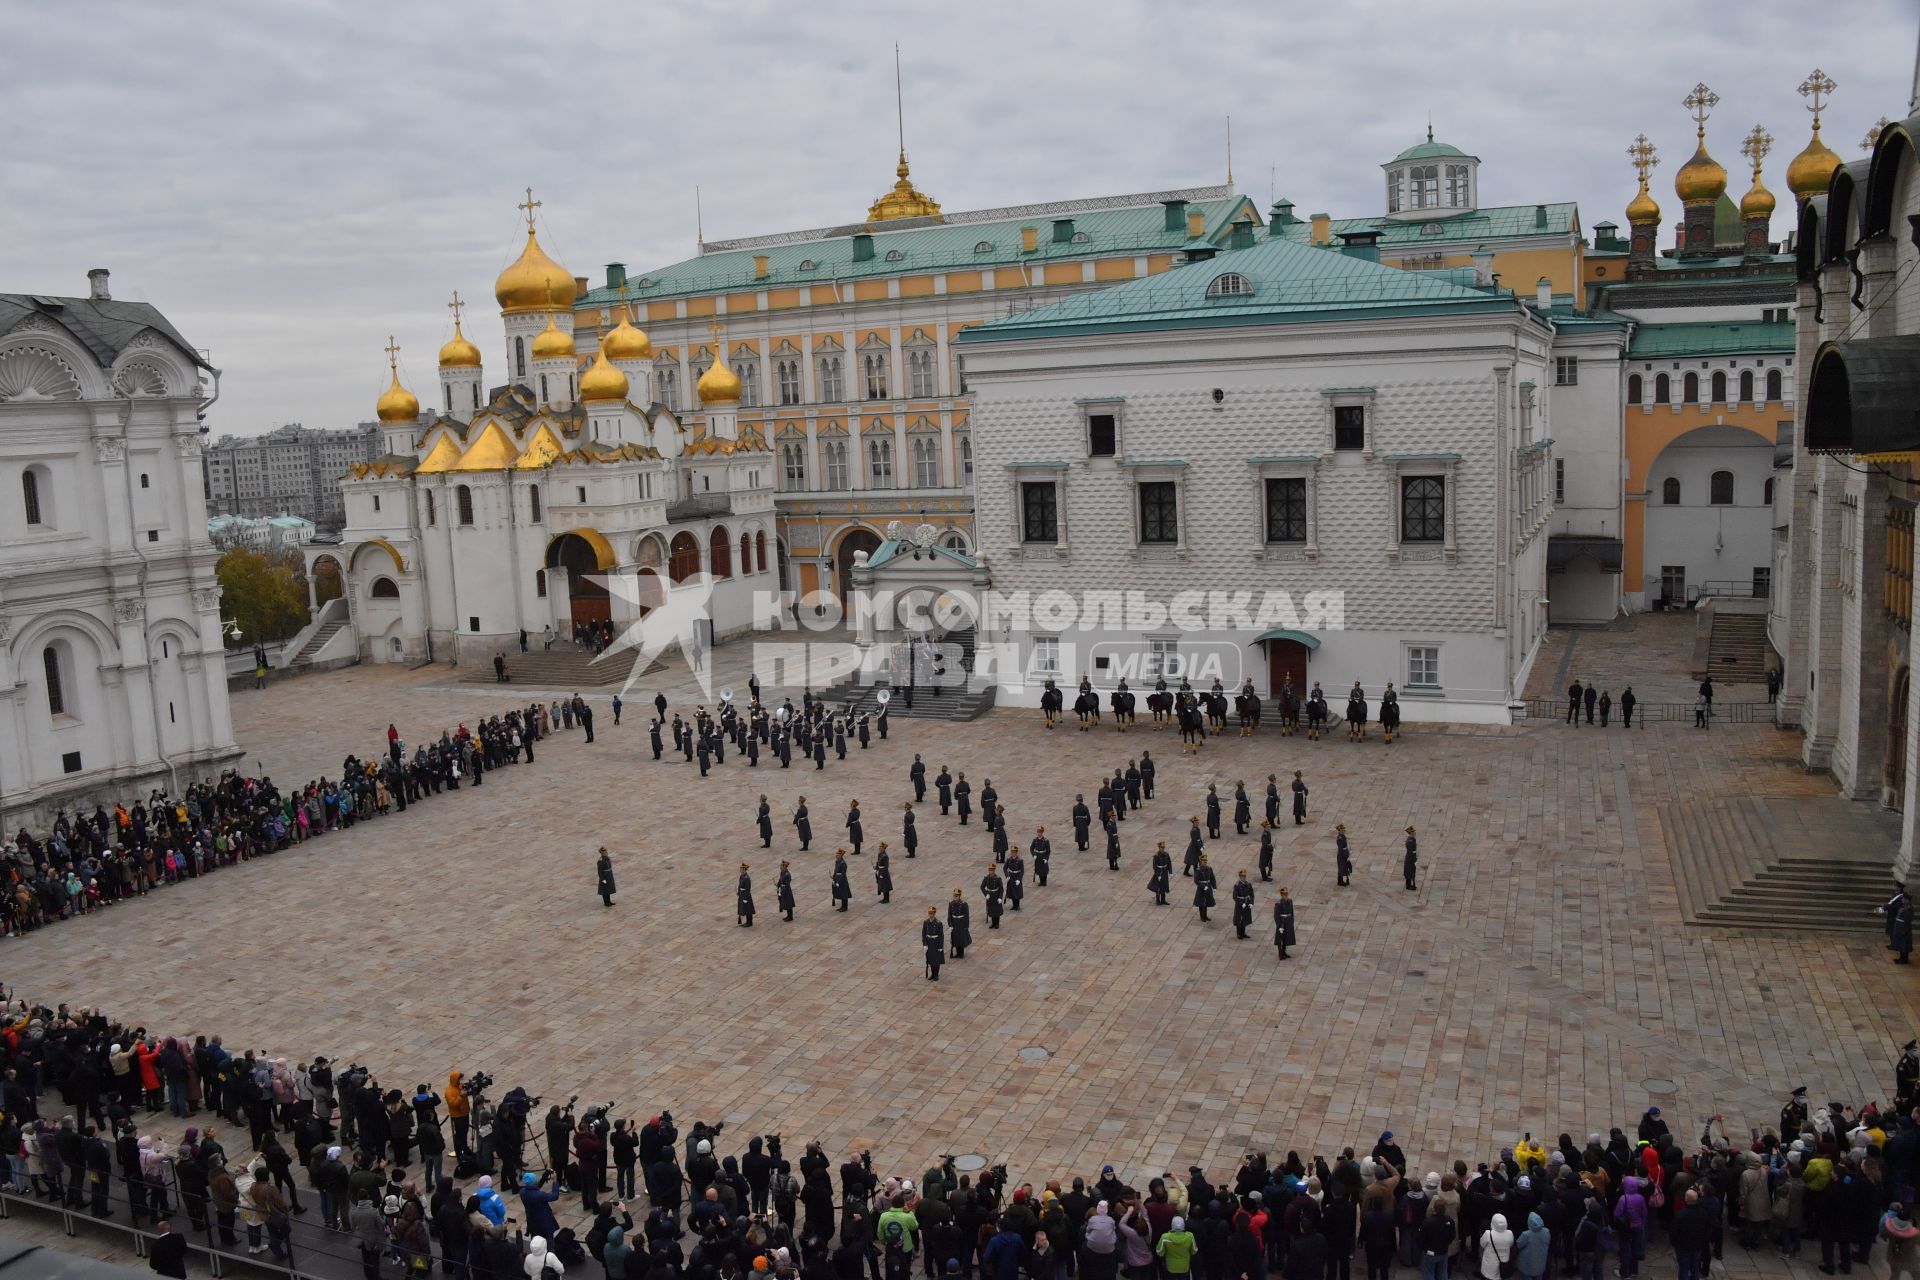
<box><xmin>1786</xmin><ymin>69</ymin><xmax>1843</xmax><ymax>201</ymax></box>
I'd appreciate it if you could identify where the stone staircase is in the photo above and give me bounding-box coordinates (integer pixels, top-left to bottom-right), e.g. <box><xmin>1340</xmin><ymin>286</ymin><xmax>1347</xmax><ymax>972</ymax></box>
<box><xmin>288</xmin><ymin>615</ymin><xmax>347</xmax><ymax>665</ymax></box>
<box><xmin>1702</xmin><ymin>612</ymin><xmax>1769</xmax><ymax>683</ymax></box>
<box><xmin>459</xmin><ymin>646</ymin><xmax>661</xmax><ymax>689</ymax></box>
<box><xmin>1660</xmin><ymin>796</ymin><xmax>1900</xmax><ymax>931</ymax></box>
<box><xmin>815</xmin><ymin>679</ymin><xmax>998</xmax><ymax>723</ymax></box>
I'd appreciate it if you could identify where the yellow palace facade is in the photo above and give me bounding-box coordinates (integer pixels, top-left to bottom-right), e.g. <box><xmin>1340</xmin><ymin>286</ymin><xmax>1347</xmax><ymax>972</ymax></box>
<box><xmin>572</xmin><ymin>158</ymin><xmax>1258</xmax><ymax>604</ymax></box>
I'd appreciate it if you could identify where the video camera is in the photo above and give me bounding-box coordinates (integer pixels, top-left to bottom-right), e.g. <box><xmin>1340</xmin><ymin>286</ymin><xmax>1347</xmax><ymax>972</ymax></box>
<box><xmin>463</xmin><ymin>1071</ymin><xmax>494</xmax><ymax>1097</ymax></box>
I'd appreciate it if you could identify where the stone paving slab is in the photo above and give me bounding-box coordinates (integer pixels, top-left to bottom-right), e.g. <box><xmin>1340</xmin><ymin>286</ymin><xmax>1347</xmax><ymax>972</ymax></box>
<box><xmin>1</xmin><ymin>620</ymin><xmax>1914</xmax><ymax>1278</ymax></box>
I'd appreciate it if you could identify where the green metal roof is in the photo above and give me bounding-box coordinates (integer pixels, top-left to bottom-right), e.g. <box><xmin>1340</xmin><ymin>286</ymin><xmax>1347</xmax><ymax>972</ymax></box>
<box><xmin>584</xmin><ymin>194</ymin><xmax>1258</xmax><ymax>305</ymax></box>
<box><xmin>1627</xmin><ymin>320</ymin><xmax>1795</xmax><ymax>359</ymax></box>
<box><xmin>1391</xmin><ymin>140</ymin><xmax>1474</xmax><ymax>162</ymax></box>
<box><xmin>1270</xmin><ymin>202</ymin><xmax>1579</xmax><ymax>247</ymax></box>
<box><xmin>957</xmin><ymin>236</ymin><xmax>1520</xmax><ymax>343</ymax></box>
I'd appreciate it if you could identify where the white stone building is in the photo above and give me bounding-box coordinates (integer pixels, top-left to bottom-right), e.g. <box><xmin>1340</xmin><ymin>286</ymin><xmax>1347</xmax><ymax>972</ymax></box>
<box><xmin>307</xmin><ymin>205</ymin><xmax>776</xmax><ymax>668</ymax></box>
<box><xmin>202</xmin><ymin>422</ymin><xmax>381</xmax><ymax>525</ymax></box>
<box><xmin>954</xmin><ymin>232</ymin><xmax>1557</xmax><ymax>723</ymax></box>
<box><xmin>0</xmin><ymin>270</ymin><xmax>241</xmax><ymax>829</ymax></box>
<box><xmin>1777</xmin><ymin>70</ymin><xmax>1920</xmax><ymax>874</ymax></box>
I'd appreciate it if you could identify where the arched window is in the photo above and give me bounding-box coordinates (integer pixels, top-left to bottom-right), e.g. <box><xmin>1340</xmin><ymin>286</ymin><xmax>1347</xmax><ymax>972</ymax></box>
<box><xmin>755</xmin><ymin>529</ymin><xmax>768</xmax><ymax>573</ymax></box>
<box><xmin>42</xmin><ymin>645</ymin><xmax>64</xmax><ymax>716</ymax></box>
<box><xmin>528</xmin><ymin>484</ymin><xmax>542</xmax><ymax>522</ymax></box>
<box><xmin>817</xmin><ymin>356</ymin><xmax>844</xmax><ymax>402</ymax></box>
<box><xmin>539</xmin><ymin>374</ymin><xmax>549</xmax><ymax>404</ymax></box>
<box><xmin>669</xmin><ymin>531</ymin><xmax>700</xmax><ymax>582</ymax></box>
<box><xmin>1387</xmin><ymin>168</ymin><xmax>1405</xmax><ymax>213</ymax></box>
<box><xmin>457</xmin><ymin>484</ymin><xmax>474</xmax><ymax>525</ymax></box>
<box><xmin>740</xmin><ymin>531</ymin><xmax>752</xmax><ymax>575</ymax></box>
<box><xmin>1682</xmin><ymin>372</ymin><xmax>1699</xmax><ymax>404</ymax></box>
<box><xmin>370</xmin><ymin>577</ymin><xmax>400</xmax><ymax>598</ymax></box>
<box><xmin>824</xmin><ymin>440</ymin><xmax>850</xmax><ymax>490</ymax></box>
<box><xmin>425</xmin><ymin>490</ymin><xmax>436</xmax><ymax>526</ymax></box>
<box><xmin>1740</xmin><ymin>370</ymin><xmax>1754</xmax><ymax>402</ymax></box>
<box><xmin>22</xmin><ymin>468</ymin><xmax>43</xmax><ymax>525</ymax></box>
<box><xmin>1766</xmin><ymin>368</ymin><xmax>1783</xmax><ymax>401</ymax></box>
<box><xmin>515</xmin><ymin>336</ymin><xmax>526</xmax><ymax>379</ymax></box>
<box><xmin>1654</xmin><ymin>373</ymin><xmax>1670</xmax><ymax>404</ymax></box>
<box><xmin>1662</xmin><ymin>477</ymin><xmax>1681</xmax><ymax>505</ymax></box>
<box><xmin>445</xmin><ymin>384</ymin><xmax>453</xmax><ymax>414</ymax></box>
<box><xmin>868</xmin><ymin>437</ymin><xmax>893</xmax><ymax>488</ymax></box>
<box><xmin>1763</xmin><ymin>476</ymin><xmax>1776</xmax><ymax>504</ymax></box>
<box><xmin>1711</xmin><ymin>371</ymin><xmax>1726</xmax><ymax>403</ymax></box>
<box><xmin>1626</xmin><ymin>374</ymin><xmax>1642</xmax><ymax>405</ymax></box>
<box><xmin>959</xmin><ymin>434</ymin><xmax>973</xmax><ymax>485</ymax></box>
<box><xmin>1445</xmin><ymin>164</ymin><xmax>1471</xmax><ymax>207</ymax></box>
<box><xmin>973</xmin><ymin>240</ymin><xmax>993</xmax><ymax>253</ymax></box>
<box><xmin>535</xmin><ymin>568</ymin><xmax>547</xmax><ymax>597</ymax></box>
<box><xmin>862</xmin><ymin>352</ymin><xmax>889</xmax><ymax>400</ymax></box>
<box><xmin>709</xmin><ymin>526</ymin><xmax>732</xmax><ymax>579</ymax></box>
<box><xmin>1207</xmin><ymin>273</ymin><xmax>1254</xmax><ymax>298</ymax></box>
<box><xmin>1709</xmin><ymin>470</ymin><xmax>1734</xmax><ymax>505</ymax></box>
<box><xmin>1411</xmin><ymin>165</ymin><xmax>1439</xmax><ymax>208</ymax></box>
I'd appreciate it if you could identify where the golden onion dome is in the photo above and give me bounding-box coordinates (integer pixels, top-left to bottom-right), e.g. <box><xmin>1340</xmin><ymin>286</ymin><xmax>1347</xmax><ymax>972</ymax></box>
<box><xmin>697</xmin><ymin>349</ymin><xmax>742</xmax><ymax>404</ymax></box>
<box><xmin>601</xmin><ymin>310</ymin><xmax>653</xmax><ymax>361</ymax></box>
<box><xmin>1740</xmin><ymin>173</ymin><xmax>1777</xmax><ymax>220</ymax></box>
<box><xmin>1786</xmin><ymin>126</ymin><xmax>1843</xmax><ymax>199</ymax></box>
<box><xmin>578</xmin><ymin>349</ymin><xmax>630</xmax><ymax>403</ymax></box>
<box><xmin>1626</xmin><ymin>180</ymin><xmax>1661</xmax><ymax>225</ymax></box>
<box><xmin>376</xmin><ymin>368</ymin><xmax>419</xmax><ymax>424</ymax></box>
<box><xmin>530</xmin><ymin>314</ymin><xmax>576</xmax><ymax>362</ymax></box>
<box><xmin>1675</xmin><ymin>140</ymin><xmax>1728</xmax><ymax>205</ymax></box>
<box><xmin>494</xmin><ymin>228</ymin><xmax>575</xmax><ymax>314</ymax></box>
<box><xmin>438</xmin><ymin>319</ymin><xmax>482</xmax><ymax>369</ymax></box>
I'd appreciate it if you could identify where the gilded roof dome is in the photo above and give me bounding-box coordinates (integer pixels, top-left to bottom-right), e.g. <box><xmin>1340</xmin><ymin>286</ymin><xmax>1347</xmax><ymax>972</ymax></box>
<box><xmin>1626</xmin><ymin>179</ymin><xmax>1661</xmax><ymax>224</ymax></box>
<box><xmin>438</xmin><ymin>319</ymin><xmax>482</xmax><ymax>369</ymax></box>
<box><xmin>579</xmin><ymin>349</ymin><xmax>630</xmax><ymax>403</ymax></box>
<box><xmin>1786</xmin><ymin>126</ymin><xmax>1842</xmax><ymax>199</ymax></box>
<box><xmin>697</xmin><ymin>349</ymin><xmax>742</xmax><ymax>404</ymax></box>
<box><xmin>494</xmin><ymin>227</ymin><xmax>575</xmax><ymax>315</ymax></box>
<box><xmin>1675</xmin><ymin>141</ymin><xmax>1728</xmax><ymax>206</ymax></box>
<box><xmin>1740</xmin><ymin>173</ymin><xmax>1777</xmax><ymax>220</ymax></box>
<box><xmin>530</xmin><ymin>314</ymin><xmax>576</xmax><ymax>362</ymax></box>
<box><xmin>376</xmin><ymin>368</ymin><xmax>419</xmax><ymax>424</ymax></box>
<box><xmin>602</xmin><ymin>310</ymin><xmax>653</xmax><ymax>361</ymax></box>
<box><xmin>866</xmin><ymin>152</ymin><xmax>943</xmax><ymax>223</ymax></box>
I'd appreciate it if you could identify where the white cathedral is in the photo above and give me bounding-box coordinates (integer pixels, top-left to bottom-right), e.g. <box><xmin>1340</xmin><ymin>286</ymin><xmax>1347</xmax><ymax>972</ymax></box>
<box><xmin>309</xmin><ymin>201</ymin><xmax>776</xmax><ymax>668</ymax></box>
<box><xmin>0</xmin><ymin>270</ymin><xmax>241</xmax><ymax>828</ymax></box>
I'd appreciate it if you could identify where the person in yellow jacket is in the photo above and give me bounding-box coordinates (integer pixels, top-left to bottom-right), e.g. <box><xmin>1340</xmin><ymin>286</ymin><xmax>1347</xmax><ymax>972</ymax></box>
<box><xmin>1514</xmin><ymin>1134</ymin><xmax>1548</xmax><ymax>1175</ymax></box>
<box><xmin>447</xmin><ymin>1071</ymin><xmax>471</xmax><ymax>1161</ymax></box>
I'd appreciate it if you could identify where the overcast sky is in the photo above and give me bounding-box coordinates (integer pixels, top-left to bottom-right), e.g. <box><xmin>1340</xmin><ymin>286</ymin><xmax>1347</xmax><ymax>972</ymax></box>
<box><xmin>4</xmin><ymin>0</ymin><xmax>1915</xmax><ymax>436</ymax></box>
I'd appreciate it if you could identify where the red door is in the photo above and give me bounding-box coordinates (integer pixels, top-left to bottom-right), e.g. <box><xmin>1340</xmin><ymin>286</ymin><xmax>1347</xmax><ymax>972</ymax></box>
<box><xmin>1267</xmin><ymin>640</ymin><xmax>1309</xmax><ymax>696</ymax></box>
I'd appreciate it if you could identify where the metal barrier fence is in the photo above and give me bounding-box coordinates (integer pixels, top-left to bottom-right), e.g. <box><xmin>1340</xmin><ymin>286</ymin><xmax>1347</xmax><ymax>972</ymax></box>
<box><xmin>0</xmin><ymin>1172</ymin><xmax>362</xmax><ymax>1279</ymax></box>
<box><xmin>1516</xmin><ymin>698</ymin><xmax>1773</xmax><ymax>725</ymax></box>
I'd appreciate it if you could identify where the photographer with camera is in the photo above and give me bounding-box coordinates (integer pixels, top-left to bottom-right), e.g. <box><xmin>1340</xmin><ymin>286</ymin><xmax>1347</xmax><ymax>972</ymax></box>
<box><xmin>518</xmin><ymin>1168</ymin><xmax>561</xmax><ymax>1241</ymax></box>
<box><xmin>688</xmin><ymin>1131</ymin><xmax>720</xmax><ymax>1199</ymax></box>
<box><xmin>745</xmin><ymin>1135</ymin><xmax>776</xmax><ymax>1215</ymax></box>
<box><xmin>446</xmin><ymin>1071</ymin><xmax>473</xmax><ymax>1162</ymax></box>
<box><xmin>842</xmin><ymin>1148</ymin><xmax>878</xmax><ymax>1211</ymax></box>
<box><xmin>545</xmin><ymin>1099</ymin><xmax>577</xmax><ymax>1193</ymax></box>
<box><xmin>496</xmin><ymin>1085</ymin><xmax>534</xmax><ymax>1185</ymax></box>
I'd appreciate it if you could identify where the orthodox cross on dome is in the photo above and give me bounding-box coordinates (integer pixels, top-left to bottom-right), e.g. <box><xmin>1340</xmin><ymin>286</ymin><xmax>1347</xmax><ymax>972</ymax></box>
<box><xmin>447</xmin><ymin>291</ymin><xmax>465</xmax><ymax>325</ymax></box>
<box><xmin>1864</xmin><ymin>116</ymin><xmax>1893</xmax><ymax>152</ymax></box>
<box><xmin>1741</xmin><ymin>125</ymin><xmax>1774</xmax><ymax>176</ymax></box>
<box><xmin>384</xmin><ymin>335</ymin><xmax>401</xmax><ymax>371</ymax></box>
<box><xmin>1683</xmin><ymin>83</ymin><xmax>1719</xmax><ymax>139</ymax></box>
<box><xmin>1628</xmin><ymin>133</ymin><xmax>1660</xmax><ymax>183</ymax></box>
<box><xmin>1799</xmin><ymin>69</ymin><xmax>1837</xmax><ymax>127</ymax></box>
<box><xmin>518</xmin><ymin>187</ymin><xmax>543</xmax><ymax>232</ymax></box>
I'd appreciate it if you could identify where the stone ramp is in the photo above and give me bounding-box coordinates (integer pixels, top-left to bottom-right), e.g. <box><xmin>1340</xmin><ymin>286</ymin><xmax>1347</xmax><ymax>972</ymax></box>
<box><xmin>1660</xmin><ymin>795</ymin><xmax>1902</xmax><ymax>930</ymax></box>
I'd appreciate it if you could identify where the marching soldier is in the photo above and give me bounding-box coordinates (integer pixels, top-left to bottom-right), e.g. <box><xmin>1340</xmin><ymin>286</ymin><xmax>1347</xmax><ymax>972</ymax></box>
<box><xmin>1193</xmin><ymin>853</ymin><xmax>1217</xmax><ymax>922</ymax></box>
<box><xmin>1264</xmin><ymin>774</ymin><xmax>1280</xmax><ymax>827</ymax></box>
<box><xmin>936</xmin><ymin>765</ymin><xmax>953</xmax><ymax>815</ymax></box>
<box><xmin>955</xmin><ymin>772</ymin><xmax>973</xmax><ymax>826</ymax></box>
<box><xmin>846</xmin><ymin>800</ymin><xmax>864</xmax><ymax>856</ymax></box>
<box><xmin>980</xmin><ymin>864</ymin><xmax>1005</xmax><ymax>929</ymax></box>
<box><xmin>1233</xmin><ymin>781</ymin><xmax>1251</xmax><ymax>836</ymax></box>
<box><xmin>1231</xmin><ymin>870</ymin><xmax>1255</xmax><ymax>939</ymax></box>
<box><xmin>596</xmin><ymin>848</ymin><xmax>617</xmax><ymax>909</ymax></box>
<box><xmin>948</xmin><ymin>889</ymin><xmax>972</xmax><ymax>959</ymax></box>
<box><xmin>756</xmin><ymin>796</ymin><xmax>773</xmax><ymax>849</ymax></box>
<box><xmin>910</xmin><ymin>754</ymin><xmax>927</xmax><ymax>802</ymax></box>
<box><xmin>1030</xmin><ymin>827</ymin><xmax>1052</xmax><ymax>887</ymax></box>
<box><xmin>902</xmin><ymin>803</ymin><xmax>918</xmax><ymax>858</ymax></box>
<box><xmin>1104</xmin><ymin>811</ymin><xmax>1122</xmax><ymax>870</ymax></box>
<box><xmin>991</xmin><ymin>809</ymin><xmax>1010</xmax><ymax>861</ymax></box>
<box><xmin>922</xmin><ymin>907</ymin><xmax>946</xmax><ymax>981</ymax></box>
<box><xmin>1257</xmin><ymin>821</ymin><xmax>1275</xmax><ymax>882</ymax></box>
<box><xmin>1124</xmin><ymin>760</ymin><xmax>1143</xmax><ymax>809</ymax></box>
<box><xmin>776</xmin><ymin>860</ymin><xmax>796</xmax><ymax>922</ymax></box>
<box><xmin>792</xmin><ymin>797</ymin><xmax>812</xmax><ymax>851</ymax></box>
<box><xmin>1403</xmin><ymin>826</ymin><xmax>1419</xmax><ymax>891</ymax></box>
<box><xmin>1005</xmin><ymin>848</ymin><xmax>1026</xmax><ymax>912</ymax></box>
<box><xmin>1071</xmin><ymin>795</ymin><xmax>1092</xmax><ymax>851</ymax></box>
<box><xmin>874</xmin><ymin>844</ymin><xmax>893</xmax><ymax>904</ymax></box>
<box><xmin>1335</xmin><ymin>824</ymin><xmax>1352</xmax><ymax>887</ymax></box>
<box><xmin>1139</xmin><ymin>752</ymin><xmax>1156</xmax><ymax>801</ymax></box>
<box><xmin>1291</xmin><ymin>771</ymin><xmax>1309</xmax><ymax>826</ymax></box>
<box><xmin>1205</xmin><ymin>785</ymin><xmax>1222</xmax><ymax>840</ymax></box>
<box><xmin>1184</xmin><ymin>819</ymin><xmax>1204</xmax><ymax>878</ymax></box>
<box><xmin>1274</xmin><ymin>887</ymin><xmax>1297</xmax><ymax>960</ymax></box>
<box><xmin>831</xmin><ymin>850</ymin><xmax>852</xmax><ymax>911</ymax></box>
<box><xmin>1148</xmin><ymin>842</ymin><xmax>1173</xmax><ymax>905</ymax></box>
<box><xmin>737</xmin><ymin>863</ymin><xmax>756</xmax><ymax>927</ymax></box>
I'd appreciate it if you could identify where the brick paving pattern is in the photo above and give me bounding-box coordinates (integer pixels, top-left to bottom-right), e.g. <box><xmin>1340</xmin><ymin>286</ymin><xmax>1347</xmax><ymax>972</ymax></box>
<box><xmin>2</xmin><ymin>615</ymin><xmax>1913</xmax><ymax>1275</ymax></box>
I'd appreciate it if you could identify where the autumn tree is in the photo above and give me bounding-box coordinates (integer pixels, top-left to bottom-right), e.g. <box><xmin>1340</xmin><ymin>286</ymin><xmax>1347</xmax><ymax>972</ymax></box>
<box><xmin>213</xmin><ymin>548</ymin><xmax>310</xmax><ymax>647</ymax></box>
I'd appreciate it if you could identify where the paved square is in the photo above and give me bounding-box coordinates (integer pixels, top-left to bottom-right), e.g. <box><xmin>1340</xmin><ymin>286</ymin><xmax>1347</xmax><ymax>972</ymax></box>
<box><xmin>5</xmin><ymin>615</ymin><xmax>1916</xmax><ymax>1254</ymax></box>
